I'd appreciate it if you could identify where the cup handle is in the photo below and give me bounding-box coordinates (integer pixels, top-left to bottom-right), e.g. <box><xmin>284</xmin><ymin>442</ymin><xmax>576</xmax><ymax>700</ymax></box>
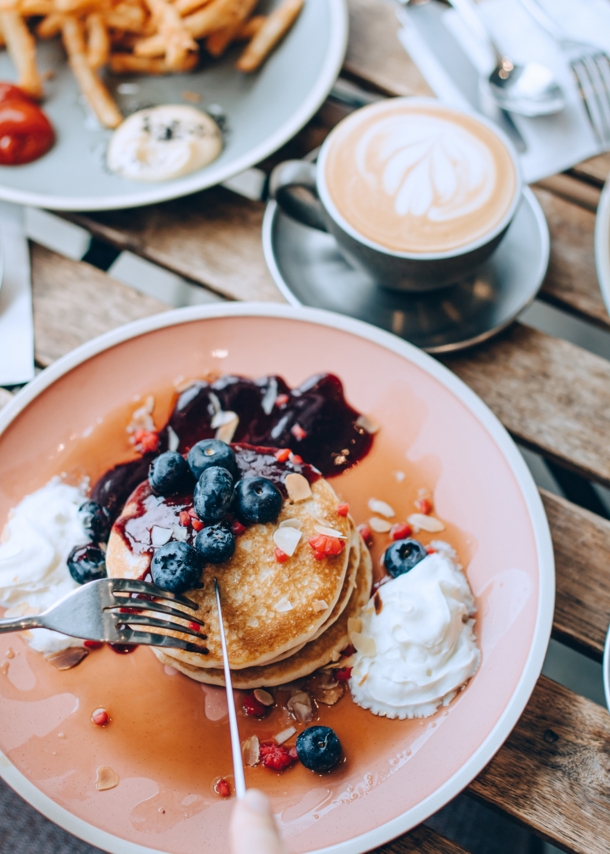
<box><xmin>268</xmin><ymin>160</ymin><xmax>328</xmax><ymax>232</ymax></box>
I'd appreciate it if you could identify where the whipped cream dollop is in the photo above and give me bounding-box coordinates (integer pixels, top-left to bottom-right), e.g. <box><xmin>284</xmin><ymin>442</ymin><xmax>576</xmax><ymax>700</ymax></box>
<box><xmin>0</xmin><ymin>478</ymin><xmax>89</xmax><ymax>654</ymax></box>
<box><xmin>107</xmin><ymin>105</ymin><xmax>223</xmax><ymax>182</ymax></box>
<box><xmin>349</xmin><ymin>549</ymin><xmax>480</xmax><ymax>719</ymax></box>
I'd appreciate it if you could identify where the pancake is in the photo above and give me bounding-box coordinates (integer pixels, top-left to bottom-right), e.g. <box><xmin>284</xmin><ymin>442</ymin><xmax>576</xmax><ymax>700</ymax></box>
<box><xmin>154</xmin><ymin>541</ymin><xmax>373</xmax><ymax>688</ymax></box>
<box><xmin>107</xmin><ymin>477</ymin><xmax>352</xmax><ymax>670</ymax></box>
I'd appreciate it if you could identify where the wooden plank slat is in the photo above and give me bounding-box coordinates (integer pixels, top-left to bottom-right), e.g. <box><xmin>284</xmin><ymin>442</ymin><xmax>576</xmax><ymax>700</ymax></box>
<box><xmin>543</xmin><ymin>489</ymin><xmax>610</xmax><ymax>661</ymax></box>
<box><xmin>69</xmin><ymin>187</ymin><xmax>283</xmax><ymax>304</ymax></box>
<box><xmin>375</xmin><ymin>826</ymin><xmax>469</xmax><ymax>854</ymax></box>
<box><xmin>571</xmin><ymin>153</ymin><xmax>610</xmax><ymax>187</ymax></box>
<box><xmin>535</xmin><ymin>174</ymin><xmax>600</xmax><ymax>213</ymax></box>
<box><xmin>31</xmin><ymin>244</ymin><xmax>170</xmax><ymax>367</ymax></box>
<box><xmin>468</xmin><ymin>675</ymin><xmax>610</xmax><ymax>854</ymax></box>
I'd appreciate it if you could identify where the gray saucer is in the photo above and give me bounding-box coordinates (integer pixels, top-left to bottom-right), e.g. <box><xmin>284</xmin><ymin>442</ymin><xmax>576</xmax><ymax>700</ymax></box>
<box><xmin>262</xmin><ymin>186</ymin><xmax>549</xmax><ymax>353</ymax></box>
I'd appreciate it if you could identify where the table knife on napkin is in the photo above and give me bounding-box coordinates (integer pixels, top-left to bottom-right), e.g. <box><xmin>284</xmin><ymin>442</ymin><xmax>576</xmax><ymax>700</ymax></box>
<box><xmin>215</xmin><ymin>577</ymin><xmax>247</xmax><ymax>798</ymax></box>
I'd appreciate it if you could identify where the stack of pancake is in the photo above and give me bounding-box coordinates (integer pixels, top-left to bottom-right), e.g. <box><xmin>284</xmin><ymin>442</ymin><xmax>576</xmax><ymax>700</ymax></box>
<box><xmin>107</xmin><ymin>475</ymin><xmax>372</xmax><ymax>688</ymax></box>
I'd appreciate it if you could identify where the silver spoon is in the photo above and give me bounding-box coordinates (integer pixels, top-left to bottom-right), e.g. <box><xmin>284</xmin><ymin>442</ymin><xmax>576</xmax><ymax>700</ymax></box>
<box><xmin>443</xmin><ymin>0</ymin><xmax>566</xmax><ymax>116</ymax></box>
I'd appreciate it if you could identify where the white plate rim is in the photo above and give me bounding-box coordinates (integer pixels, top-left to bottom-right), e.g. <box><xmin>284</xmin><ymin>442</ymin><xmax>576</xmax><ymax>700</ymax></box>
<box><xmin>0</xmin><ymin>0</ymin><xmax>347</xmax><ymax>212</ymax></box>
<box><xmin>0</xmin><ymin>302</ymin><xmax>555</xmax><ymax>854</ymax></box>
<box><xmin>595</xmin><ymin>174</ymin><xmax>610</xmax><ymax>318</ymax></box>
<box><xmin>261</xmin><ymin>186</ymin><xmax>551</xmax><ymax>354</ymax></box>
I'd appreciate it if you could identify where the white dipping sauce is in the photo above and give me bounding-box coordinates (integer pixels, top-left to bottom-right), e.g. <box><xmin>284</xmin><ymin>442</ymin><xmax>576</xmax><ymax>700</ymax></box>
<box><xmin>0</xmin><ymin>478</ymin><xmax>89</xmax><ymax>654</ymax></box>
<box><xmin>107</xmin><ymin>105</ymin><xmax>223</xmax><ymax>182</ymax></box>
<box><xmin>349</xmin><ymin>550</ymin><xmax>480</xmax><ymax>719</ymax></box>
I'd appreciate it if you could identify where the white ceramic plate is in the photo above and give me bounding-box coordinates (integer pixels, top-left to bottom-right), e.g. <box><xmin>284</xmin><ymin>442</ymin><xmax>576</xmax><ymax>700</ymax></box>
<box><xmin>0</xmin><ymin>0</ymin><xmax>347</xmax><ymax>211</ymax></box>
<box><xmin>595</xmin><ymin>172</ymin><xmax>610</xmax><ymax>315</ymax></box>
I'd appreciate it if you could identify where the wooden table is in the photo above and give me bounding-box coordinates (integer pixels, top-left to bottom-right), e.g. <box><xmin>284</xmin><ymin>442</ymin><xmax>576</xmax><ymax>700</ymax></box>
<box><xmin>3</xmin><ymin>1</ymin><xmax>610</xmax><ymax>851</ymax></box>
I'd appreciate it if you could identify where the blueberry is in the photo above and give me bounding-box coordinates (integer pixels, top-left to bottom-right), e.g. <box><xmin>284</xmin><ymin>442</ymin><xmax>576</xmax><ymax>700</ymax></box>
<box><xmin>78</xmin><ymin>501</ymin><xmax>110</xmax><ymax>542</ymax></box>
<box><xmin>233</xmin><ymin>477</ymin><xmax>282</xmax><ymax>525</ymax></box>
<box><xmin>148</xmin><ymin>451</ymin><xmax>193</xmax><ymax>496</ymax></box>
<box><xmin>151</xmin><ymin>541</ymin><xmax>203</xmax><ymax>594</ymax></box>
<box><xmin>383</xmin><ymin>538</ymin><xmax>428</xmax><ymax>578</ymax></box>
<box><xmin>194</xmin><ymin>525</ymin><xmax>235</xmax><ymax>564</ymax></box>
<box><xmin>67</xmin><ymin>544</ymin><xmax>107</xmax><ymax>584</ymax></box>
<box><xmin>193</xmin><ymin>467</ymin><xmax>234</xmax><ymax>524</ymax></box>
<box><xmin>187</xmin><ymin>439</ymin><xmax>237</xmax><ymax>479</ymax></box>
<box><xmin>296</xmin><ymin>726</ymin><xmax>342</xmax><ymax>773</ymax></box>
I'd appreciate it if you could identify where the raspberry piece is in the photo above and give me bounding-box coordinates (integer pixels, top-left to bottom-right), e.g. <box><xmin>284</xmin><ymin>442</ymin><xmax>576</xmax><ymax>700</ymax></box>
<box><xmin>259</xmin><ymin>741</ymin><xmax>297</xmax><ymax>771</ymax></box>
<box><xmin>336</xmin><ymin>503</ymin><xmax>349</xmax><ymax>517</ymax></box>
<box><xmin>313</xmin><ymin>550</ymin><xmax>326</xmax><ymax>561</ymax></box>
<box><xmin>357</xmin><ymin>523</ymin><xmax>372</xmax><ymax>544</ymax></box>
<box><xmin>275</xmin><ymin>394</ymin><xmax>289</xmax><ymax>407</ymax></box>
<box><xmin>335</xmin><ymin>667</ymin><xmax>352</xmax><ymax>682</ymax></box>
<box><xmin>274</xmin><ymin>448</ymin><xmax>291</xmax><ymax>463</ymax></box>
<box><xmin>133</xmin><ymin>429</ymin><xmax>159</xmax><ymax>454</ymax></box>
<box><xmin>215</xmin><ymin>778</ymin><xmax>231</xmax><ymax>798</ymax></box>
<box><xmin>191</xmin><ymin>519</ymin><xmax>204</xmax><ymax>532</ymax></box>
<box><xmin>179</xmin><ymin>510</ymin><xmax>191</xmax><ymax>527</ymax></box>
<box><xmin>84</xmin><ymin>640</ymin><xmax>103</xmax><ymax>650</ymax></box>
<box><xmin>91</xmin><ymin>708</ymin><xmax>109</xmax><ymax>726</ymax></box>
<box><xmin>187</xmin><ymin>507</ymin><xmax>199</xmax><ymax>519</ymax></box>
<box><xmin>309</xmin><ymin>534</ymin><xmax>345</xmax><ymax>557</ymax></box>
<box><xmin>290</xmin><ymin>453</ymin><xmax>303</xmax><ymax>464</ymax></box>
<box><xmin>242</xmin><ymin>692</ymin><xmax>268</xmax><ymax>717</ymax></box>
<box><xmin>340</xmin><ymin>644</ymin><xmax>355</xmax><ymax>657</ymax></box>
<box><xmin>416</xmin><ymin>498</ymin><xmax>432</xmax><ymax>515</ymax></box>
<box><xmin>274</xmin><ymin>547</ymin><xmax>288</xmax><ymax>563</ymax></box>
<box><xmin>188</xmin><ymin>621</ymin><xmax>201</xmax><ymax>632</ymax></box>
<box><xmin>390</xmin><ymin>523</ymin><xmax>412</xmax><ymax>541</ymax></box>
<box><xmin>291</xmin><ymin>424</ymin><xmax>307</xmax><ymax>441</ymax></box>
<box><xmin>232</xmin><ymin>520</ymin><xmax>246</xmax><ymax>536</ymax></box>
<box><xmin>426</xmin><ymin>546</ymin><xmax>437</xmax><ymax>554</ymax></box>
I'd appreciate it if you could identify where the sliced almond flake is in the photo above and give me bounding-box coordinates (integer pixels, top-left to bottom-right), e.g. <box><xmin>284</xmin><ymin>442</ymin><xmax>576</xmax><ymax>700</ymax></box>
<box><xmin>211</xmin><ymin>409</ymin><xmax>237</xmax><ymax>429</ymax></box>
<box><xmin>254</xmin><ymin>688</ymin><xmax>274</xmax><ymax>706</ymax></box>
<box><xmin>242</xmin><ymin>735</ymin><xmax>260</xmax><ymax>766</ymax></box>
<box><xmin>144</xmin><ymin>395</ymin><xmax>155</xmax><ymax>414</ymax></box>
<box><xmin>275</xmin><ymin>597</ymin><xmax>293</xmax><ymax>613</ymax></box>
<box><xmin>215</xmin><ymin>414</ymin><xmax>239</xmax><ymax>444</ymax></box>
<box><xmin>287</xmin><ymin>691</ymin><xmax>313</xmax><ymax>723</ymax></box>
<box><xmin>151</xmin><ymin>526</ymin><xmax>172</xmax><ymax>546</ymax></box>
<box><xmin>407</xmin><ymin>513</ymin><xmax>445</xmax><ymax>533</ymax></box>
<box><xmin>313</xmin><ymin>524</ymin><xmax>348</xmax><ymax>539</ymax></box>
<box><xmin>368</xmin><ymin>498</ymin><xmax>395</xmax><ymax>518</ymax></box>
<box><xmin>369</xmin><ymin>517</ymin><xmax>392</xmax><ymax>533</ymax></box>
<box><xmin>273</xmin><ymin>526</ymin><xmax>302</xmax><ymax>557</ymax></box>
<box><xmin>312</xmin><ymin>599</ymin><xmax>328</xmax><ymax>612</ymax></box>
<box><xmin>47</xmin><ymin>647</ymin><xmax>89</xmax><ymax>670</ymax></box>
<box><xmin>274</xmin><ymin>726</ymin><xmax>297</xmax><ymax>744</ymax></box>
<box><xmin>279</xmin><ymin>518</ymin><xmax>303</xmax><ymax>530</ymax></box>
<box><xmin>351</xmin><ymin>631</ymin><xmax>376</xmax><ymax>657</ymax></box>
<box><xmin>330</xmin><ymin>650</ymin><xmax>341</xmax><ymax>662</ymax></box>
<box><xmin>261</xmin><ymin>378</ymin><xmax>278</xmax><ymax>415</ymax></box>
<box><xmin>208</xmin><ymin>392</ymin><xmax>222</xmax><ymax>415</ymax></box>
<box><xmin>285</xmin><ymin>473</ymin><xmax>312</xmax><ymax>503</ymax></box>
<box><xmin>355</xmin><ymin>414</ymin><xmax>380</xmax><ymax>434</ymax></box>
<box><xmin>347</xmin><ymin>617</ymin><xmax>362</xmax><ymax>635</ymax></box>
<box><xmin>172</xmin><ymin>525</ymin><xmax>188</xmax><ymax>542</ymax></box>
<box><xmin>167</xmin><ymin>425</ymin><xmax>180</xmax><ymax>452</ymax></box>
<box><xmin>96</xmin><ymin>766</ymin><xmax>119</xmax><ymax>791</ymax></box>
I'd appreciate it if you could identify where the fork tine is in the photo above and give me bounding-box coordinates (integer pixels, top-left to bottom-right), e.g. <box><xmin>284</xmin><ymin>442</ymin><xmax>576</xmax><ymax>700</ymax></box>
<box><xmin>113</xmin><ymin>612</ymin><xmax>207</xmax><ymax>641</ymax></box>
<box><xmin>572</xmin><ymin>58</ymin><xmax>605</xmax><ymax>146</ymax></box>
<box><xmin>116</xmin><ymin>629</ymin><xmax>210</xmax><ymax>655</ymax></box>
<box><xmin>584</xmin><ymin>55</ymin><xmax>610</xmax><ymax>147</ymax></box>
<box><xmin>594</xmin><ymin>53</ymin><xmax>610</xmax><ymax>148</ymax></box>
<box><xmin>106</xmin><ymin>599</ymin><xmax>205</xmax><ymax>626</ymax></box>
<box><xmin>107</xmin><ymin>578</ymin><xmax>199</xmax><ymax>610</ymax></box>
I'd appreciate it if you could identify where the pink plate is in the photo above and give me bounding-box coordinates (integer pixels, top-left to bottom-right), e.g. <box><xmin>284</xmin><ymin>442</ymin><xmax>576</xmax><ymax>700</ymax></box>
<box><xmin>0</xmin><ymin>304</ymin><xmax>554</xmax><ymax>854</ymax></box>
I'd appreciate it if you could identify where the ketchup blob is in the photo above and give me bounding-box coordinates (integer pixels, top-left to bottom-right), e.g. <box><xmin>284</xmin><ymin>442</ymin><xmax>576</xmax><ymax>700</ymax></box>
<box><xmin>0</xmin><ymin>83</ymin><xmax>54</xmax><ymax>166</ymax></box>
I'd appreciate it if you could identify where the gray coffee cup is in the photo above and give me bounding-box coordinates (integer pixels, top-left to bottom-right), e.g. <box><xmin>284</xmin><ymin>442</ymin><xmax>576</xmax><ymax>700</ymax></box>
<box><xmin>269</xmin><ymin>98</ymin><xmax>523</xmax><ymax>293</ymax></box>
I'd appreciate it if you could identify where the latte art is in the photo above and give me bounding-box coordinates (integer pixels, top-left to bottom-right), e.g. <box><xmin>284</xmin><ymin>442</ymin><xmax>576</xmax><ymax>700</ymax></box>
<box><xmin>323</xmin><ymin>101</ymin><xmax>518</xmax><ymax>255</ymax></box>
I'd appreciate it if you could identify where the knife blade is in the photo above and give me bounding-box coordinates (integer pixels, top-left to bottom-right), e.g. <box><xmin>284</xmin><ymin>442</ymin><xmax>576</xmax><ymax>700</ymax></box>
<box><xmin>214</xmin><ymin>577</ymin><xmax>247</xmax><ymax>799</ymax></box>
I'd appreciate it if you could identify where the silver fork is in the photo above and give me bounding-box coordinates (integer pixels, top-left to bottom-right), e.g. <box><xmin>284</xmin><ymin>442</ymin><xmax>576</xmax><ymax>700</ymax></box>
<box><xmin>0</xmin><ymin>578</ymin><xmax>209</xmax><ymax>654</ymax></box>
<box><xmin>520</xmin><ymin>0</ymin><xmax>610</xmax><ymax>148</ymax></box>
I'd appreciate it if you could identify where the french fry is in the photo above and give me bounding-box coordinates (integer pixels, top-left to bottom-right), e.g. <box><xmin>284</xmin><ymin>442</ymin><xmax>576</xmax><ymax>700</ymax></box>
<box><xmin>173</xmin><ymin>0</ymin><xmax>211</xmax><ymax>17</ymax></box>
<box><xmin>135</xmin><ymin>0</ymin><xmax>242</xmax><ymax>55</ymax></box>
<box><xmin>61</xmin><ymin>15</ymin><xmax>122</xmax><ymax>128</ymax></box>
<box><xmin>236</xmin><ymin>0</ymin><xmax>302</xmax><ymax>72</ymax></box>
<box><xmin>19</xmin><ymin>0</ymin><xmax>53</xmax><ymax>15</ymax></box>
<box><xmin>86</xmin><ymin>11</ymin><xmax>109</xmax><ymax>68</ymax></box>
<box><xmin>235</xmin><ymin>14</ymin><xmax>264</xmax><ymax>40</ymax></box>
<box><xmin>204</xmin><ymin>0</ymin><xmax>256</xmax><ymax>57</ymax></box>
<box><xmin>105</xmin><ymin>3</ymin><xmax>147</xmax><ymax>31</ymax></box>
<box><xmin>143</xmin><ymin>0</ymin><xmax>197</xmax><ymax>70</ymax></box>
<box><xmin>55</xmin><ymin>0</ymin><xmax>97</xmax><ymax>13</ymax></box>
<box><xmin>109</xmin><ymin>50</ymin><xmax>196</xmax><ymax>73</ymax></box>
<box><xmin>36</xmin><ymin>11</ymin><xmax>63</xmax><ymax>37</ymax></box>
<box><xmin>0</xmin><ymin>10</ymin><xmax>43</xmax><ymax>98</ymax></box>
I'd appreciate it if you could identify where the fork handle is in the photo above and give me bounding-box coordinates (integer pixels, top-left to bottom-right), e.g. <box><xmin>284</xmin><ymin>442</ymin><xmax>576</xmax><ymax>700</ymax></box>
<box><xmin>0</xmin><ymin>615</ymin><xmax>44</xmax><ymax>633</ymax></box>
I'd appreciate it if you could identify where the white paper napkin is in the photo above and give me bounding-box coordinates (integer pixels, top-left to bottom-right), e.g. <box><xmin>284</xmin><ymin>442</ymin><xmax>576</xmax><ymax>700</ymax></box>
<box><xmin>0</xmin><ymin>201</ymin><xmax>34</xmax><ymax>386</ymax></box>
<box><xmin>398</xmin><ymin>0</ymin><xmax>610</xmax><ymax>183</ymax></box>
